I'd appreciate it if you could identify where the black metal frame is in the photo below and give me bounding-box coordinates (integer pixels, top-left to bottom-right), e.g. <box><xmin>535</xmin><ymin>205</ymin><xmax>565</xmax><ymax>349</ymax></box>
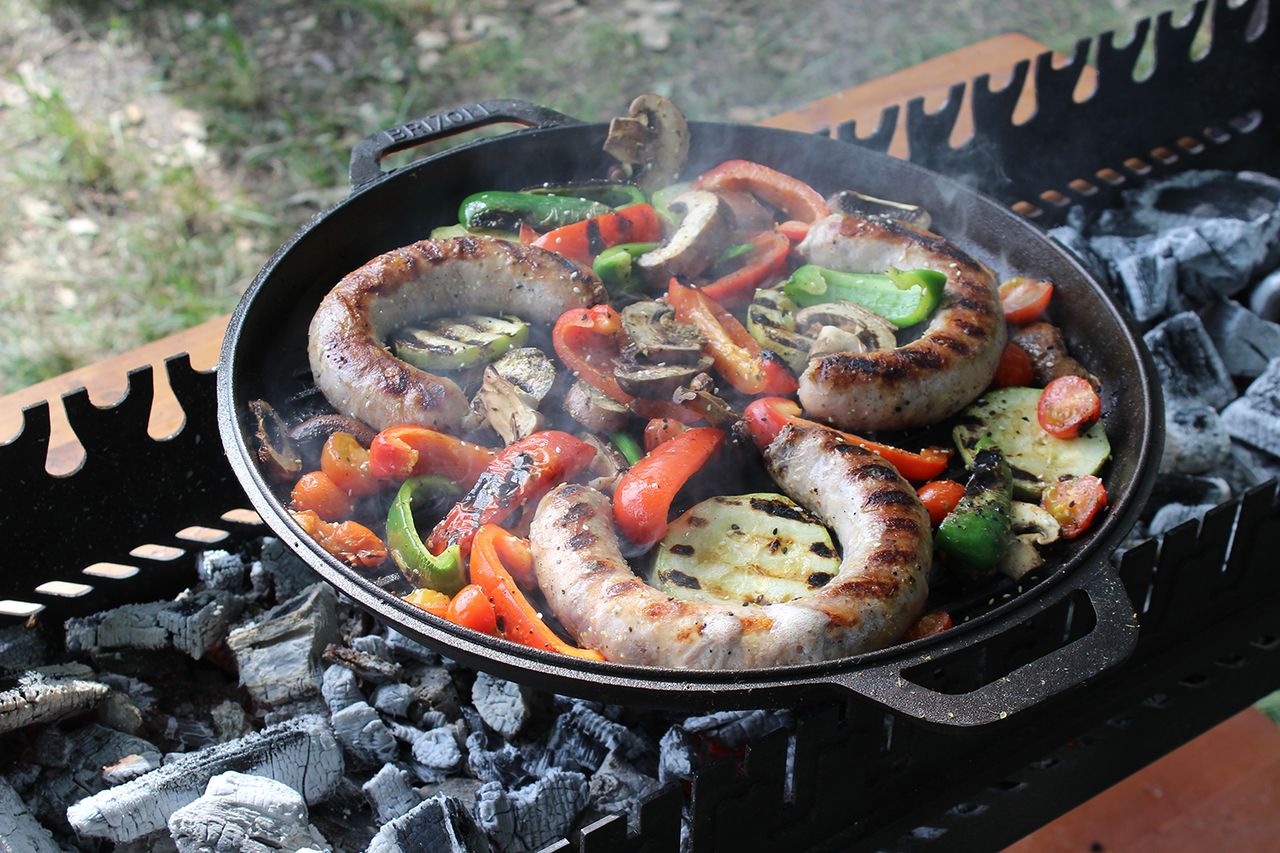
<box><xmin>2</xmin><ymin>0</ymin><xmax>1278</xmax><ymax>849</ymax></box>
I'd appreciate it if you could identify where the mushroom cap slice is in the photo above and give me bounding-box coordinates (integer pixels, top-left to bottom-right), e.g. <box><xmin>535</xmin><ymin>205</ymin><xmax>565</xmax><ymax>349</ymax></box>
<box><xmin>603</xmin><ymin>94</ymin><xmax>691</xmax><ymax>193</ymax></box>
<box><xmin>636</xmin><ymin>190</ymin><xmax>733</xmax><ymax>284</ymax></box>
<box><xmin>796</xmin><ymin>302</ymin><xmax>899</xmax><ymax>356</ymax></box>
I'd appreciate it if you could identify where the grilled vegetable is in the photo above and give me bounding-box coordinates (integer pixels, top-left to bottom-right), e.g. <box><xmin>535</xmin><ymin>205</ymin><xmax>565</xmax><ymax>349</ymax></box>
<box><xmin>565</xmin><ymin>379</ymin><xmax>631</xmax><ymax>433</ymax></box>
<box><xmin>1012</xmin><ymin>322</ymin><xmax>1101</xmax><ymax>390</ymax></box>
<box><xmin>620</xmin><ymin>300</ymin><xmax>704</xmax><ymax>363</ymax></box>
<box><xmin>609</xmin><ymin>432</ymin><xmax>644</xmax><ymax>466</ymax></box>
<box><xmin>993</xmin><ymin>342</ymin><xmax>1035</xmax><ymax>388</ymax></box>
<box><xmin>532</xmin><ymin>203</ymin><xmax>663</xmax><ymax>264</ymax></box>
<box><xmin>615</xmin><ymin>356</ymin><xmax>713</xmax><ymax>399</ymax></box>
<box><xmin>473</xmin><ymin>366</ymin><xmax>545</xmax><ymax>445</ymax></box>
<box><xmin>953</xmin><ymin>387</ymin><xmax>1111</xmax><ymax>500</ymax></box>
<box><xmin>593</xmin><ymin>242</ymin><xmax>660</xmax><ymax>290</ymax></box>
<box><xmin>746</xmin><ymin>287</ymin><xmax>811</xmax><ymax>372</ymax></box>
<box><xmin>522</xmin><ymin>180</ymin><xmax>647</xmax><ymax>208</ymax></box>
<box><xmin>1000</xmin><ymin>501</ymin><xmax>1062</xmax><ymax>579</ymax></box>
<box><xmin>651</xmin><ymin>182</ymin><xmax>692</xmax><ymax>228</ymax></box>
<box><xmin>828</xmin><ymin>189</ymin><xmax>932</xmax><ymax>229</ymax></box>
<box><xmin>393</xmin><ymin>314</ymin><xmax>529</xmax><ymax>371</ymax></box>
<box><xmin>1041</xmin><ymin>474</ymin><xmax>1108</xmax><ymax>540</ymax></box>
<box><xmin>999</xmin><ymin>277</ymin><xmax>1054</xmax><ymax>325</ymax></box>
<box><xmin>935</xmin><ymin>444</ymin><xmax>1013</xmax><ymax>583</ymax></box>
<box><xmin>651</xmin><ymin>493</ymin><xmax>842</xmax><ymax>606</ymax></box>
<box><xmin>458</xmin><ymin>191</ymin><xmax>610</xmax><ymax>233</ymax></box>
<box><xmin>248</xmin><ymin>399</ymin><xmax>301</xmax><ymax>483</ymax></box>
<box><xmin>901</xmin><ymin>611</ymin><xmax>953</xmax><ymax>641</ymax></box>
<box><xmin>446</xmin><ymin>584</ymin><xmax>498</xmax><ymax>633</ymax></box>
<box><xmin>784</xmin><ymin>265</ymin><xmax>946</xmax><ymax>327</ymax></box>
<box><xmin>916</xmin><ymin>480</ymin><xmax>966</xmax><ymax>526</ymax></box>
<box><xmin>386</xmin><ymin>475</ymin><xmax>466</xmax><ymax>594</ymax></box>
<box><xmin>293</xmin><ymin>510</ymin><xmax>387</xmax><ymax>569</ymax></box>
<box><xmin>367</xmin><ymin>426</ymin><xmax>497</xmax><ymax>486</ymax></box>
<box><xmin>320</xmin><ymin>431</ymin><xmax>381</xmax><ymax>497</ymax></box>
<box><xmin>488</xmin><ymin>347</ymin><xmax>557</xmax><ymax>403</ymax></box>
<box><xmin>1038</xmin><ymin>375</ymin><xmax>1102</xmax><ymax>439</ymax></box>
<box><xmin>795</xmin><ymin>302</ymin><xmax>898</xmax><ymax>356</ymax></box>
<box><xmin>692</xmin><ymin>159</ymin><xmax>831</xmax><ymax>223</ymax></box>
<box><xmin>698</xmin><ymin>230</ymin><xmax>792</xmax><ymax>307</ymax></box>
<box><xmin>636</xmin><ymin>190</ymin><xmax>733</xmax><ymax>284</ymax></box>
<box><xmin>613</xmin><ymin>426</ymin><xmax>725</xmax><ymax>549</ymax></box>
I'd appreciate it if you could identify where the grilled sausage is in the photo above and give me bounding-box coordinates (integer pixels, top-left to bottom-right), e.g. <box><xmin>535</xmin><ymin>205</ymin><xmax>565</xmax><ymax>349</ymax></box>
<box><xmin>529</xmin><ymin>422</ymin><xmax>931</xmax><ymax>668</ymax></box>
<box><xmin>308</xmin><ymin>237</ymin><xmax>605</xmax><ymax>432</ymax></box>
<box><xmin>796</xmin><ymin>214</ymin><xmax>1005</xmax><ymax>431</ymax></box>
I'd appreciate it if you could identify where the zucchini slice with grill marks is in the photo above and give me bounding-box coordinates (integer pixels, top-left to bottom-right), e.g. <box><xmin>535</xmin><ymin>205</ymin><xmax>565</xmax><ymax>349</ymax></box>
<box><xmin>393</xmin><ymin>314</ymin><xmax>529</xmax><ymax>372</ymax></box>
<box><xmin>953</xmin><ymin>386</ymin><xmax>1110</xmax><ymax>501</ymax></box>
<box><xmin>746</xmin><ymin>288</ymin><xmax>812</xmax><ymax>373</ymax></box>
<box><xmin>651</xmin><ymin>493</ymin><xmax>841</xmax><ymax>606</ymax></box>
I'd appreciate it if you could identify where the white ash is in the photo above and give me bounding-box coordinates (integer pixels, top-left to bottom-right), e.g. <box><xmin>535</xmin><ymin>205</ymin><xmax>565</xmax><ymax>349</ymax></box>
<box><xmin>474</xmin><ymin>767</ymin><xmax>588</xmax><ymax>853</ymax></box>
<box><xmin>368</xmin><ymin>794</ymin><xmax>491</xmax><ymax>853</ymax></box>
<box><xmin>466</xmin><ymin>731</ymin><xmax>532</xmax><ymax>787</ymax></box>
<box><xmin>658</xmin><ymin>726</ymin><xmax>697</xmax><ymax>785</ymax></box>
<box><xmin>1160</xmin><ymin>400</ymin><xmax>1231</xmax><ymax>475</ymax></box>
<box><xmin>472</xmin><ymin>671</ymin><xmax>531</xmax><ymax>739</ymax></box>
<box><xmin>209</xmin><ymin>700</ymin><xmax>250</xmax><ymax>743</ymax></box>
<box><xmin>0</xmin><ymin>669</ymin><xmax>110</xmax><ymax>735</ymax></box>
<box><xmin>258</xmin><ymin>537</ymin><xmax>319</xmax><ymax>601</ymax></box>
<box><xmin>248</xmin><ymin>560</ymin><xmax>273</xmax><ymax>600</ymax></box>
<box><xmin>422</xmin><ymin>775</ymin><xmax>485</xmax><ymax>806</ymax></box>
<box><xmin>96</xmin><ymin>690</ymin><xmax>145</xmax><ymax>735</ymax></box>
<box><xmin>371</xmin><ymin>682</ymin><xmax>413</xmax><ymax>718</ymax></box>
<box><xmin>584</xmin><ymin>750</ymin><xmax>663</xmax><ymax>831</ymax></box>
<box><xmin>407</xmin><ymin>665</ymin><xmax>461</xmax><ymax>717</ymax></box>
<box><xmin>1252</xmin><ymin>267</ymin><xmax>1280</xmax><ymax>321</ymax></box>
<box><xmin>331</xmin><ymin>701</ymin><xmax>397</xmax><ymax>766</ymax></box>
<box><xmin>227</xmin><ymin>583</ymin><xmax>337</xmax><ymax>707</ymax></box>
<box><xmin>0</xmin><ymin>625</ymin><xmax>50</xmax><ymax>672</ymax></box>
<box><xmin>351</xmin><ymin>634</ymin><xmax>392</xmax><ymax>660</ymax></box>
<box><xmin>382</xmin><ymin>628</ymin><xmax>439</xmax><ymax>664</ymax></box>
<box><xmin>1203</xmin><ymin>300</ymin><xmax>1280</xmax><ymax>378</ymax></box>
<box><xmin>195</xmin><ymin>550</ymin><xmax>250</xmax><ymax>592</ymax></box>
<box><xmin>1222</xmin><ymin>357</ymin><xmax>1280</xmax><ymax>458</ymax></box>
<box><xmin>66</xmin><ymin>714</ymin><xmax>343</xmax><ymax>843</ymax></box>
<box><xmin>322</xmin><ymin>642</ymin><xmax>402</xmax><ymax>683</ymax></box>
<box><xmin>65</xmin><ymin>590</ymin><xmax>242</xmax><ymax>662</ymax></box>
<box><xmin>1143</xmin><ymin>312</ymin><xmax>1237</xmax><ymax>411</ymax></box>
<box><xmin>0</xmin><ymin>775</ymin><xmax>61</xmax><ymax>853</ymax></box>
<box><xmin>362</xmin><ymin>763</ymin><xmax>421</xmax><ymax>823</ymax></box>
<box><xmin>682</xmin><ymin>709</ymin><xmax>792</xmax><ymax>747</ymax></box>
<box><xmin>411</xmin><ymin>726</ymin><xmax>464</xmax><ymax>771</ymax></box>
<box><xmin>260</xmin><ymin>697</ymin><xmax>328</xmax><ymax>727</ymax></box>
<box><xmin>166</xmin><ymin>771</ymin><xmax>331</xmax><ymax>853</ymax></box>
<box><xmin>533</xmin><ymin>702</ymin><xmax>653</xmax><ymax>776</ymax></box>
<box><xmin>104</xmin><ymin>753</ymin><xmax>162</xmax><ymax>786</ymax></box>
<box><xmin>320</xmin><ymin>663</ymin><xmax>363</xmax><ymax>714</ymax></box>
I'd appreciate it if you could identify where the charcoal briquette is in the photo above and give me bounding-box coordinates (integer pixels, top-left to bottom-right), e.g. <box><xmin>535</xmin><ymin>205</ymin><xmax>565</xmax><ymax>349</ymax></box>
<box><xmin>0</xmin><ymin>625</ymin><xmax>51</xmax><ymax>672</ymax></box>
<box><xmin>410</xmin><ymin>726</ymin><xmax>463</xmax><ymax>771</ymax></box>
<box><xmin>331</xmin><ymin>701</ymin><xmax>397</xmax><ymax>766</ymax></box>
<box><xmin>657</xmin><ymin>726</ymin><xmax>697</xmax><ymax>785</ymax></box>
<box><xmin>1047</xmin><ymin>224</ymin><xmax>1109</xmax><ymax>284</ymax></box>
<box><xmin>65</xmin><ymin>589</ymin><xmax>243</xmax><ymax>662</ymax></box>
<box><xmin>1143</xmin><ymin>311</ymin><xmax>1236</xmax><ymax>409</ymax></box>
<box><xmin>0</xmin><ymin>776</ymin><xmax>61</xmax><ymax>853</ymax></box>
<box><xmin>681</xmin><ymin>708</ymin><xmax>794</xmax><ymax>748</ymax></box>
<box><xmin>30</xmin><ymin>724</ymin><xmax>160</xmax><ymax>830</ymax></box>
<box><xmin>1228</xmin><ymin>441</ymin><xmax>1280</xmax><ymax>490</ymax></box>
<box><xmin>383</xmin><ymin>629</ymin><xmax>439</xmax><ymax>665</ymax></box>
<box><xmin>408</xmin><ymin>666</ymin><xmax>461</xmax><ymax>718</ymax></box>
<box><xmin>471</xmin><ymin>671</ymin><xmax>530</xmax><ymax>739</ymax></box>
<box><xmin>209</xmin><ymin>699</ymin><xmax>249</xmax><ymax>743</ymax></box>
<box><xmin>367</xmin><ymin>794</ymin><xmax>491</xmax><ymax>853</ymax></box>
<box><xmin>322</xmin><ymin>643</ymin><xmax>402</xmax><ymax>684</ymax></box>
<box><xmin>1147</xmin><ymin>503</ymin><xmax>1218</xmax><ymax>538</ymax></box>
<box><xmin>96</xmin><ymin>690</ymin><xmax>145</xmax><ymax>735</ymax></box>
<box><xmin>1149</xmin><ymin>474</ymin><xmax>1232</xmax><ymax>513</ymax></box>
<box><xmin>351</xmin><ymin>634</ymin><xmax>392</xmax><ymax>660</ymax></box>
<box><xmin>1160</xmin><ymin>400</ymin><xmax>1232</xmax><ymax>475</ymax></box>
<box><xmin>474</xmin><ymin>768</ymin><xmax>588</xmax><ymax>853</ymax></box>
<box><xmin>361</xmin><ymin>763</ymin><xmax>421</xmax><ymax>824</ymax></box>
<box><xmin>258</xmin><ymin>537</ymin><xmax>319</xmax><ymax>602</ymax></box>
<box><xmin>532</xmin><ymin>702</ymin><xmax>653</xmax><ymax>778</ymax></box>
<box><xmin>0</xmin><ymin>669</ymin><xmax>110</xmax><ymax>735</ymax></box>
<box><xmin>227</xmin><ymin>583</ymin><xmax>337</xmax><ymax>707</ymax></box>
<box><xmin>1250</xmin><ymin>267</ymin><xmax>1280</xmax><ymax>321</ymax></box>
<box><xmin>1202</xmin><ymin>300</ymin><xmax>1280</xmax><ymax>378</ymax></box>
<box><xmin>102</xmin><ymin>753</ymin><xmax>161</xmax><ymax>786</ymax></box>
<box><xmin>321</xmin><ymin>663</ymin><xmax>363</xmax><ymax>714</ymax></box>
<box><xmin>1222</xmin><ymin>357</ymin><xmax>1280</xmax><ymax>458</ymax></box>
<box><xmin>166</xmin><ymin>771</ymin><xmax>330</xmax><ymax>853</ymax></box>
<box><xmin>371</xmin><ymin>682</ymin><xmax>413</xmax><ymax>718</ymax></box>
<box><xmin>195</xmin><ymin>549</ymin><xmax>250</xmax><ymax>592</ymax></box>
<box><xmin>583</xmin><ymin>750</ymin><xmax>663</xmax><ymax>831</ymax></box>
<box><xmin>466</xmin><ymin>731</ymin><xmax>532</xmax><ymax>788</ymax></box>
<box><xmin>66</xmin><ymin>714</ymin><xmax>343</xmax><ymax>843</ymax></box>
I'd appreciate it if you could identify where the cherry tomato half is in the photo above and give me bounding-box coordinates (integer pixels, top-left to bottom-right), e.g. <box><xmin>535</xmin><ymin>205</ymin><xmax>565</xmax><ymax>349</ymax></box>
<box><xmin>403</xmin><ymin>587</ymin><xmax>451</xmax><ymax>619</ymax></box>
<box><xmin>320</xmin><ymin>432</ymin><xmax>382</xmax><ymax>497</ymax></box>
<box><xmin>917</xmin><ymin>480</ymin><xmax>967</xmax><ymax>526</ymax></box>
<box><xmin>992</xmin><ymin>342</ymin><xmax>1035</xmax><ymax>388</ymax></box>
<box><xmin>643</xmin><ymin>417</ymin><xmax>689</xmax><ymax>453</ymax></box>
<box><xmin>1042</xmin><ymin>475</ymin><xmax>1108</xmax><ymax>539</ymax></box>
<box><xmin>902</xmin><ymin>611</ymin><xmax>954</xmax><ymax>641</ymax></box>
<box><xmin>290</xmin><ymin>470</ymin><xmax>354</xmax><ymax>521</ymax></box>
<box><xmin>999</xmin><ymin>277</ymin><xmax>1054</xmax><ymax>325</ymax></box>
<box><xmin>447</xmin><ymin>584</ymin><xmax>498</xmax><ymax>635</ymax></box>
<box><xmin>1037</xmin><ymin>375</ymin><xmax>1102</xmax><ymax>439</ymax></box>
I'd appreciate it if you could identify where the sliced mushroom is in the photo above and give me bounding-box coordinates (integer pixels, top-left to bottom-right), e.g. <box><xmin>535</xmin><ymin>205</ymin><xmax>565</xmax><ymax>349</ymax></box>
<box><xmin>286</xmin><ymin>412</ymin><xmax>377</xmax><ymax>471</ymax></box>
<box><xmin>827</xmin><ymin>189</ymin><xmax>932</xmax><ymax>229</ymax></box>
<box><xmin>565</xmin><ymin>379</ymin><xmax>631</xmax><ymax>433</ymax></box>
<box><xmin>673</xmin><ymin>373</ymin><xmax>739</xmax><ymax>428</ymax></box>
<box><xmin>473</xmin><ymin>366</ymin><xmax>546</xmax><ymax>445</ymax></box>
<box><xmin>636</xmin><ymin>190</ymin><xmax>733</xmax><ymax>284</ymax></box>
<box><xmin>1012</xmin><ymin>322</ymin><xmax>1101</xmax><ymax>390</ymax></box>
<box><xmin>795</xmin><ymin>302</ymin><xmax>898</xmax><ymax>357</ymax></box>
<box><xmin>621</xmin><ymin>301</ymin><xmax>705</xmax><ymax>363</ymax></box>
<box><xmin>489</xmin><ymin>347</ymin><xmax>557</xmax><ymax>403</ymax></box>
<box><xmin>615</xmin><ymin>353</ymin><xmax>714</xmax><ymax>399</ymax></box>
<box><xmin>714</xmin><ymin>189</ymin><xmax>777</xmax><ymax>231</ymax></box>
<box><xmin>249</xmin><ymin>399</ymin><xmax>302</xmax><ymax>483</ymax></box>
<box><xmin>578</xmin><ymin>433</ymin><xmax>630</xmax><ymax>495</ymax></box>
<box><xmin>603</xmin><ymin>94</ymin><xmax>691</xmax><ymax>193</ymax></box>
<box><xmin>999</xmin><ymin>502</ymin><xmax>1062</xmax><ymax>580</ymax></box>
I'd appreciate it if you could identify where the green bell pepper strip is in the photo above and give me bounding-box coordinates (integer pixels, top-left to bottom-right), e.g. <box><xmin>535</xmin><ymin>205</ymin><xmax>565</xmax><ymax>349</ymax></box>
<box><xmin>386</xmin><ymin>475</ymin><xmax>466</xmax><ymax>595</ymax></box>
<box><xmin>716</xmin><ymin>242</ymin><xmax>756</xmax><ymax>266</ymax></box>
<box><xmin>429</xmin><ymin>224</ymin><xmax>517</xmax><ymax>240</ymax></box>
<box><xmin>609</xmin><ymin>432</ymin><xmax>644</xmax><ymax>466</ymax></box>
<box><xmin>459</xmin><ymin>191</ymin><xmax>610</xmax><ymax>233</ymax></box>
<box><xmin>783</xmin><ymin>264</ymin><xmax>947</xmax><ymax>326</ymax></box>
<box><xmin>591</xmin><ymin>242</ymin><xmax>661</xmax><ymax>291</ymax></box>
<box><xmin>524</xmin><ymin>181</ymin><xmax>647</xmax><ymax>208</ymax></box>
<box><xmin>934</xmin><ymin>443</ymin><xmax>1013</xmax><ymax>584</ymax></box>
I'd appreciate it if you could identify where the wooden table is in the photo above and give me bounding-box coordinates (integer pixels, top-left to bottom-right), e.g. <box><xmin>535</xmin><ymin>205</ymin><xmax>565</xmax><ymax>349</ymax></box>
<box><xmin>3</xmin><ymin>31</ymin><xmax>1277</xmax><ymax>851</ymax></box>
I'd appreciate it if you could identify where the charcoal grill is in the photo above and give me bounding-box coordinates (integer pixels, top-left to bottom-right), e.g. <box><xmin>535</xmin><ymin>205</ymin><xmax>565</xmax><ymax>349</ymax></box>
<box><xmin>3</xmin><ymin>0</ymin><xmax>1279</xmax><ymax>848</ymax></box>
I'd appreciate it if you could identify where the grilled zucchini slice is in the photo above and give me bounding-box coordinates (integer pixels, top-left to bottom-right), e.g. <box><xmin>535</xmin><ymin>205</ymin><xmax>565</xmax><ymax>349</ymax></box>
<box><xmin>651</xmin><ymin>493</ymin><xmax>841</xmax><ymax>606</ymax></box>
<box><xmin>393</xmin><ymin>314</ymin><xmax>528</xmax><ymax>372</ymax></box>
<box><xmin>953</xmin><ymin>387</ymin><xmax>1110</xmax><ymax>500</ymax></box>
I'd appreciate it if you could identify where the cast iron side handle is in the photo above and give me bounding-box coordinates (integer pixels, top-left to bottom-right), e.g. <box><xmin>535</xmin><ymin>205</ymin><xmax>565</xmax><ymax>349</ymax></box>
<box><xmin>827</xmin><ymin>563</ymin><xmax>1138</xmax><ymax>726</ymax></box>
<box><xmin>349</xmin><ymin>99</ymin><xmax>581</xmax><ymax>191</ymax></box>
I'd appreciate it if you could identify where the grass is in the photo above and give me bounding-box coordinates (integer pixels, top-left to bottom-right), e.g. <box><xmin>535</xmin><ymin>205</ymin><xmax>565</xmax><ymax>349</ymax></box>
<box><xmin>0</xmin><ymin>0</ymin><xmax>1206</xmax><ymax>390</ymax></box>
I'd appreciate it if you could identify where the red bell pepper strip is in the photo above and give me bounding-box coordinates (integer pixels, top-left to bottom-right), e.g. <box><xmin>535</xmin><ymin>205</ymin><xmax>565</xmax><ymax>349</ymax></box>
<box><xmin>517</xmin><ymin>222</ymin><xmax>541</xmax><ymax>244</ymax></box>
<box><xmin>552</xmin><ymin>305</ymin><xmax>702</xmax><ymax>424</ymax></box>
<box><xmin>667</xmin><ymin>280</ymin><xmax>798</xmax><ymax>396</ymax></box>
<box><xmin>531</xmin><ymin>203</ymin><xmax>662</xmax><ymax>264</ymax></box>
<box><xmin>613</xmin><ymin>426</ymin><xmax>725</xmax><ymax>549</ymax></box>
<box><xmin>775</xmin><ymin>220</ymin><xmax>810</xmax><ymax>243</ymax></box>
<box><xmin>693</xmin><ymin>160</ymin><xmax>831</xmax><ymax>223</ymax></box>
<box><xmin>643</xmin><ymin>417</ymin><xmax>688</xmax><ymax>452</ymax></box>
<box><xmin>368</xmin><ymin>426</ymin><xmax>496</xmax><ymax>486</ymax></box>
<box><xmin>698</xmin><ymin>231</ymin><xmax>791</xmax><ymax>307</ymax></box>
<box><xmin>743</xmin><ymin>397</ymin><xmax>951</xmax><ymax>482</ymax></box>
<box><xmin>470</xmin><ymin>524</ymin><xmax>605</xmax><ymax>660</ymax></box>
<box><xmin>427</xmin><ymin>431</ymin><xmax>596</xmax><ymax>558</ymax></box>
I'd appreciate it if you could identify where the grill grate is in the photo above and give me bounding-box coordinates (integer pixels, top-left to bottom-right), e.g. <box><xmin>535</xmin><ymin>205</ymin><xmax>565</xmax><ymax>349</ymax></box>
<box><xmin>3</xmin><ymin>0</ymin><xmax>1280</xmax><ymax>849</ymax></box>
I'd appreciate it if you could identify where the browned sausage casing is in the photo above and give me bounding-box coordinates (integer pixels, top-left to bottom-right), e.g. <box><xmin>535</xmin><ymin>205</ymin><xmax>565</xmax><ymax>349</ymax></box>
<box><xmin>796</xmin><ymin>214</ymin><xmax>1006</xmax><ymax>431</ymax></box>
<box><xmin>308</xmin><ymin>237</ymin><xmax>605</xmax><ymax>432</ymax></box>
<box><xmin>529</xmin><ymin>422</ymin><xmax>932</xmax><ymax>668</ymax></box>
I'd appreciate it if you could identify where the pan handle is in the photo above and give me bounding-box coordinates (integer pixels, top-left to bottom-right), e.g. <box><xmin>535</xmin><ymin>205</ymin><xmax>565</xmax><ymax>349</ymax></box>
<box><xmin>349</xmin><ymin>99</ymin><xmax>581</xmax><ymax>191</ymax></box>
<box><xmin>825</xmin><ymin>563</ymin><xmax>1137</xmax><ymax>726</ymax></box>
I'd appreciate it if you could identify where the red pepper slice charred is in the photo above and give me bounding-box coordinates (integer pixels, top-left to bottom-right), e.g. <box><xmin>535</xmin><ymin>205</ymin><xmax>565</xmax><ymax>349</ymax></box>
<box><xmin>612</xmin><ymin>426</ymin><xmax>725</xmax><ymax>549</ymax></box>
<box><xmin>531</xmin><ymin>203</ymin><xmax>662</xmax><ymax>264</ymax></box>
<box><xmin>693</xmin><ymin>160</ymin><xmax>831</xmax><ymax>224</ymax></box>
<box><xmin>697</xmin><ymin>230</ymin><xmax>792</xmax><ymax>307</ymax></box>
<box><xmin>368</xmin><ymin>426</ymin><xmax>496</xmax><ymax>486</ymax></box>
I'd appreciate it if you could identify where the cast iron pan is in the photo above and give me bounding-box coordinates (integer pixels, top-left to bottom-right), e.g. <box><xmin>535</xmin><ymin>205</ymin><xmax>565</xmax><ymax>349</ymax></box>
<box><xmin>217</xmin><ymin>100</ymin><xmax>1163</xmax><ymax>724</ymax></box>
